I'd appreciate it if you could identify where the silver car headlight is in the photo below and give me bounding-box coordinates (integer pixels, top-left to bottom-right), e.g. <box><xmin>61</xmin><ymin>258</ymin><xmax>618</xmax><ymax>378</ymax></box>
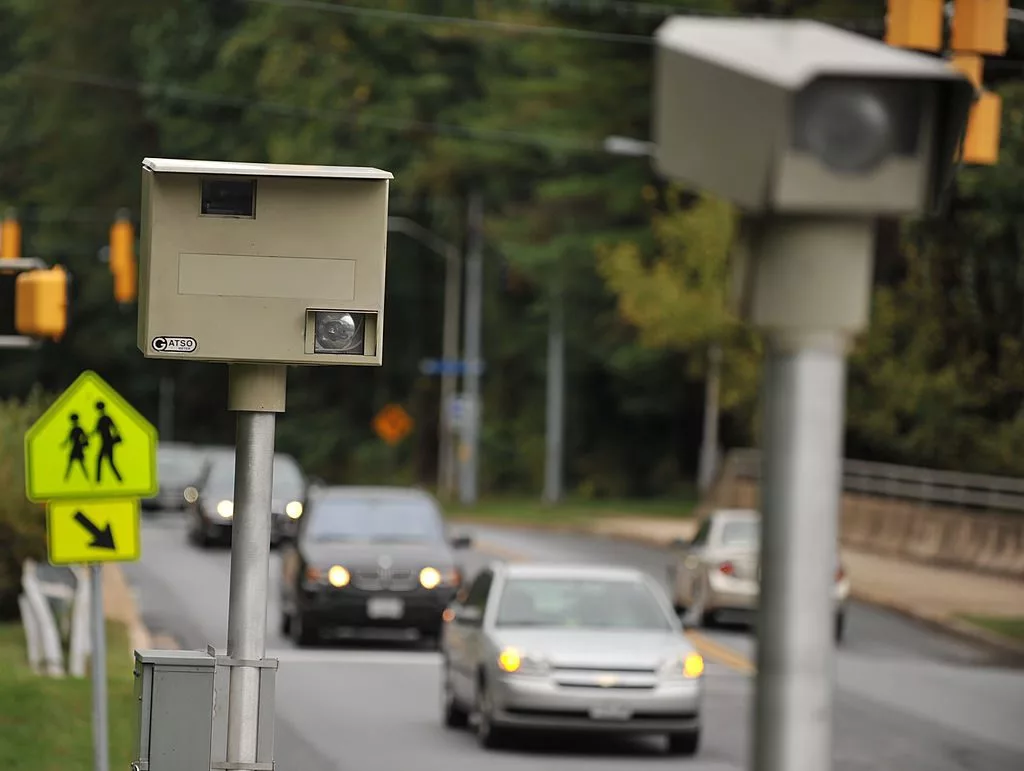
<box><xmin>216</xmin><ymin>499</ymin><xmax>233</xmax><ymax>519</ymax></box>
<box><xmin>497</xmin><ymin>647</ymin><xmax>550</xmax><ymax>676</ymax></box>
<box><xmin>659</xmin><ymin>652</ymin><xmax>705</xmax><ymax>679</ymax></box>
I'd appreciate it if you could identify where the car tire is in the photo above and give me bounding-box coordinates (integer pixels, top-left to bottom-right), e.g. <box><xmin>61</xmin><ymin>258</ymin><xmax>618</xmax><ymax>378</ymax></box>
<box><xmin>289</xmin><ymin>611</ymin><xmax>319</xmax><ymax>647</ymax></box>
<box><xmin>666</xmin><ymin>728</ymin><xmax>701</xmax><ymax>756</ymax></box>
<box><xmin>835</xmin><ymin>610</ymin><xmax>846</xmax><ymax>644</ymax></box>
<box><xmin>474</xmin><ymin>676</ymin><xmax>508</xmax><ymax>749</ymax></box>
<box><xmin>280</xmin><ymin>609</ymin><xmax>292</xmax><ymax>637</ymax></box>
<box><xmin>441</xmin><ymin>663</ymin><xmax>469</xmax><ymax>729</ymax></box>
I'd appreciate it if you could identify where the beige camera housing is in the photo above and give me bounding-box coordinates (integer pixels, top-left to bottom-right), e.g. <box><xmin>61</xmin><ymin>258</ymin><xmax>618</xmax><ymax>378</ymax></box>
<box><xmin>138</xmin><ymin>158</ymin><xmax>393</xmax><ymax>366</ymax></box>
<box><xmin>653</xmin><ymin>18</ymin><xmax>974</xmax><ymax>217</ymax></box>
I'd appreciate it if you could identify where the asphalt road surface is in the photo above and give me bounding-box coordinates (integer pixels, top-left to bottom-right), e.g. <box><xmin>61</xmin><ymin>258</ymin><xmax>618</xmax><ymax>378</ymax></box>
<box><xmin>125</xmin><ymin>513</ymin><xmax>1024</xmax><ymax>771</ymax></box>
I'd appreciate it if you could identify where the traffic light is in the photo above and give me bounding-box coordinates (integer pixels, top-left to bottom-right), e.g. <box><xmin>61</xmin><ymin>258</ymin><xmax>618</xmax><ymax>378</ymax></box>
<box><xmin>949</xmin><ymin>0</ymin><xmax>1006</xmax><ymax>165</ymax></box>
<box><xmin>109</xmin><ymin>208</ymin><xmax>137</xmax><ymax>304</ymax></box>
<box><xmin>885</xmin><ymin>0</ymin><xmax>944</xmax><ymax>51</ymax></box>
<box><xmin>1</xmin><ymin>208</ymin><xmax>20</xmax><ymax>259</ymax></box>
<box><xmin>15</xmin><ymin>265</ymin><xmax>68</xmax><ymax>341</ymax></box>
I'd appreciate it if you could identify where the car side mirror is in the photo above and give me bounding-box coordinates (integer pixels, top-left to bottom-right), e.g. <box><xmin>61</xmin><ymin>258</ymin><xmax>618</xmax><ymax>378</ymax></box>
<box><xmin>450</xmin><ymin>533</ymin><xmax>473</xmax><ymax>550</ymax></box>
<box><xmin>455</xmin><ymin>605</ymin><xmax>483</xmax><ymax>626</ymax></box>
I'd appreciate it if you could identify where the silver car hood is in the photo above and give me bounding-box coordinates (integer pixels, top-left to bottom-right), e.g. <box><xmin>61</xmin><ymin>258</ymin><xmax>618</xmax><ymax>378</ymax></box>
<box><xmin>492</xmin><ymin>628</ymin><xmax>691</xmax><ymax>670</ymax></box>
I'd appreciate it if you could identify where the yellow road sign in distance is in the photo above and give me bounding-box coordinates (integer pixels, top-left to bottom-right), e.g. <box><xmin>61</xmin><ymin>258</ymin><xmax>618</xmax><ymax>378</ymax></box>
<box><xmin>25</xmin><ymin>370</ymin><xmax>158</xmax><ymax>502</ymax></box>
<box><xmin>46</xmin><ymin>499</ymin><xmax>141</xmax><ymax>565</ymax></box>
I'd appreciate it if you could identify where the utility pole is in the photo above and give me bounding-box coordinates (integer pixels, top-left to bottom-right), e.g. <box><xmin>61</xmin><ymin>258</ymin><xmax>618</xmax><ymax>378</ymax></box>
<box><xmin>458</xmin><ymin>191</ymin><xmax>484</xmax><ymax>505</ymax></box>
<box><xmin>158</xmin><ymin>376</ymin><xmax>175</xmax><ymax>441</ymax></box>
<box><xmin>542</xmin><ymin>287</ymin><xmax>565</xmax><ymax>503</ymax></box>
<box><xmin>696</xmin><ymin>342</ymin><xmax>722</xmax><ymax>495</ymax></box>
<box><xmin>438</xmin><ymin>240</ymin><xmax>463</xmax><ymax>499</ymax></box>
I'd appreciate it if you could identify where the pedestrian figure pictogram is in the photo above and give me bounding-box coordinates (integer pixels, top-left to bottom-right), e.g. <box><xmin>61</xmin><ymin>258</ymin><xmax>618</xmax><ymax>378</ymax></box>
<box><xmin>64</xmin><ymin>412</ymin><xmax>90</xmax><ymax>482</ymax></box>
<box><xmin>93</xmin><ymin>400</ymin><xmax>123</xmax><ymax>483</ymax></box>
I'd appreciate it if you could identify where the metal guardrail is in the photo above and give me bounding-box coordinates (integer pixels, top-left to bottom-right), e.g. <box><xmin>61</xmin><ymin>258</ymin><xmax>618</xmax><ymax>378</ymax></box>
<box><xmin>724</xmin><ymin>448</ymin><xmax>1024</xmax><ymax>515</ymax></box>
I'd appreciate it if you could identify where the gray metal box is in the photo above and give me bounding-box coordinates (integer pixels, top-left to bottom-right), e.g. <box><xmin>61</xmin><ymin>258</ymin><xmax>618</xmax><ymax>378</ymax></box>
<box><xmin>137</xmin><ymin>158</ymin><xmax>393</xmax><ymax>367</ymax></box>
<box><xmin>133</xmin><ymin>649</ymin><xmax>216</xmax><ymax>771</ymax></box>
<box><xmin>208</xmin><ymin>646</ymin><xmax>278</xmax><ymax>771</ymax></box>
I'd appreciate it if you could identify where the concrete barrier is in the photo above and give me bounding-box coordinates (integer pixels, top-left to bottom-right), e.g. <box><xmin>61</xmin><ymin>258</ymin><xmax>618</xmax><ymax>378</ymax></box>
<box><xmin>715</xmin><ymin>476</ymin><xmax>1024</xmax><ymax>580</ymax></box>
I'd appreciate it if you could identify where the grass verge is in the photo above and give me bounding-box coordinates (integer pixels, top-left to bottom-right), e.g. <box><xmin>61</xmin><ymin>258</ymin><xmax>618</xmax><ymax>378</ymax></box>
<box><xmin>959</xmin><ymin>614</ymin><xmax>1024</xmax><ymax>643</ymax></box>
<box><xmin>444</xmin><ymin>494</ymin><xmax>696</xmax><ymax>526</ymax></box>
<box><xmin>0</xmin><ymin>620</ymin><xmax>137</xmax><ymax>771</ymax></box>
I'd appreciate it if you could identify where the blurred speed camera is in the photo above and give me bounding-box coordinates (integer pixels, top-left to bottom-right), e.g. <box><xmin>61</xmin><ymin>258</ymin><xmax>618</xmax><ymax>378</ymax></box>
<box><xmin>652</xmin><ymin>19</ymin><xmax>975</xmax><ymax>217</ymax></box>
<box><xmin>138</xmin><ymin>158</ymin><xmax>392</xmax><ymax>366</ymax></box>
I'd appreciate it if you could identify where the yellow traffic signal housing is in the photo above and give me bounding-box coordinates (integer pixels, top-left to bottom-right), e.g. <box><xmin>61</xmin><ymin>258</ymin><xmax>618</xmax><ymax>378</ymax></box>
<box><xmin>15</xmin><ymin>266</ymin><xmax>68</xmax><ymax>341</ymax></box>
<box><xmin>949</xmin><ymin>53</ymin><xmax>1001</xmax><ymax>165</ymax></box>
<box><xmin>109</xmin><ymin>211</ymin><xmax>137</xmax><ymax>303</ymax></box>
<box><xmin>951</xmin><ymin>0</ymin><xmax>1008</xmax><ymax>55</ymax></box>
<box><xmin>886</xmin><ymin>0</ymin><xmax>944</xmax><ymax>51</ymax></box>
<box><xmin>1</xmin><ymin>209</ymin><xmax>20</xmax><ymax>259</ymax></box>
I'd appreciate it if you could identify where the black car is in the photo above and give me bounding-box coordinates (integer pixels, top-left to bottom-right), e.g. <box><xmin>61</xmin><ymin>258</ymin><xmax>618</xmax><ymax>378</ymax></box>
<box><xmin>144</xmin><ymin>442</ymin><xmax>208</xmax><ymax>511</ymax></box>
<box><xmin>278</xmin><ymin>486</ymin><xmax>473</xmax><ymax>647</ymax></box>
<box><xmin>186</xmin><ymin>451</ymin><xmax>309</xmax><ymax>547</ymax></box>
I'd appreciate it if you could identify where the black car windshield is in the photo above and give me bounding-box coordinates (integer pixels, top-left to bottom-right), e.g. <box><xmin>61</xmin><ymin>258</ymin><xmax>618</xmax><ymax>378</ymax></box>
<box><xmin>305</xmin><ymin>497</ymin><xmax>445</xmax><ymax>544</ymax></box>
<box><xmin>494</xmin><ymin>577</ymin><xmax>674</xmax><ymax>631</ymax></box>
<box><xmin>158</xmin><ymin>449</ymin><xmax>205</xmax><ymax>483</ymax></box>
<box><xmin>204</xmin><ymin>455</ymin><xmax>305</xmax><ymax>499</ymax></box>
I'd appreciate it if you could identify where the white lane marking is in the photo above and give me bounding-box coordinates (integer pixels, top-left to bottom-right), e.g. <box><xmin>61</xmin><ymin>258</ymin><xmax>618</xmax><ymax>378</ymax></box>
<box><xmin>265</xmin><ymin>648</ymin><xmax>442</xmax><ymax>666</ymax></box>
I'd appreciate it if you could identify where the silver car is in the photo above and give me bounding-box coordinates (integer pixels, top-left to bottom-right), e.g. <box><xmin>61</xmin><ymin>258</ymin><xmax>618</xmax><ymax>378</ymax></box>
<box><xmin>669</xmin><ymin>508</ymin><xmax>851</xmax><ymax>641</ymax></box>
<box><xmin>440</xmin><ymin>562</ymin><xmax>704</xmax><ymax>755</ymax></box>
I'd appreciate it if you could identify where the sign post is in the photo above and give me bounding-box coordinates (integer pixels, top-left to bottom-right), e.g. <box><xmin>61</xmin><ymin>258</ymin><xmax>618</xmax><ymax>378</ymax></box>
<box><xmin>24</xmin><ymin>369</ymin><xmax>157</xmax><ymax>771</ymax></box>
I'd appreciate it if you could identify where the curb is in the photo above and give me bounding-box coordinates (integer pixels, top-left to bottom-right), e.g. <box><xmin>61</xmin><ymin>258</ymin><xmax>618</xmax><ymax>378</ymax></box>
<box><xmin>455</xmin><ymin>515</ymin><xmax>1024</xmax><ymax>658</ymax></box>
<box><xmin>103</xmin><ymin>564</ymin><xmax>153</xmax><ymax>653</ymax></box>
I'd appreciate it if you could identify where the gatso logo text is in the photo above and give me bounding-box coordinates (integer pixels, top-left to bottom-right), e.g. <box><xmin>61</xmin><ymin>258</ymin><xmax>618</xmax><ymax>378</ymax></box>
<box><xmin>151</xmin><ymin>336</ymin><xmax>198</xmax><ymax>353</ymax></box>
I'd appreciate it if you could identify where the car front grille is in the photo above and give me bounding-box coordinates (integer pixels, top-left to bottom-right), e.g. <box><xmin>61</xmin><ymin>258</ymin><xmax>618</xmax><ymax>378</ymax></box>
<box><xmin>352</xmin><ymin>567</ymin><xmax>417</xmax><ymax>592</ymax></box>
<box><xmin>552</xmin><ymin>665</ymin><xmax>659</xmax><ymax>690</ymax></box>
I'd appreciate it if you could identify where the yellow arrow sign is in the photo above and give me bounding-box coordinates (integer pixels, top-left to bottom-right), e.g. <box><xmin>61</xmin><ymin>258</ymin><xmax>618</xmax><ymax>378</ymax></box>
<box><xmin>46</xmin><ymin>499</ymin><xmax>141</xmax><ymax>565</ymax></box>
<box><xmin>24</xmin><ymin>370</ymin><xmax>158</xmax><ymax>502</ymax></box>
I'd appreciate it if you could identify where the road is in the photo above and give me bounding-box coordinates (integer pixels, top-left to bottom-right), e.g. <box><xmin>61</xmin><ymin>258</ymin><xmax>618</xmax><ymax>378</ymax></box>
<box><xmin>125</xmin><ymin>513</ymin><xmax>1024</xmax><ymax>771</ymax></box>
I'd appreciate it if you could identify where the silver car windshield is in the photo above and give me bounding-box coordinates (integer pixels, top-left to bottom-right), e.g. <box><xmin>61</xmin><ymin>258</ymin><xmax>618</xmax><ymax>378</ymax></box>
<box><xmin>204</xmin><ymin>455</ymin><xmax>306</xmax><ymax>499</ymax></box>
<box><xmin>494</xmin><ymin>578</ymin><xmax>674</xmax><ymax>631</ymax></box>
<box><xmin>720</xmin><ymin>520</ymin><xmax>760</xmax><ymax>547</ymax></box>
<box><xmin>305</xmin><ymin>498</ymin><xmax>445</xmax><ymax>544</ymax></box>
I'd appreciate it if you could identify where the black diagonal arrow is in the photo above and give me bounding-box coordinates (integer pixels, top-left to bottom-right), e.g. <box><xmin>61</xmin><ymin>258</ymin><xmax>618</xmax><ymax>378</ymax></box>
<box><xmin>73</xmin><ymin>510</ymin><xmax>116</xmax><ymax>550</ymax></box>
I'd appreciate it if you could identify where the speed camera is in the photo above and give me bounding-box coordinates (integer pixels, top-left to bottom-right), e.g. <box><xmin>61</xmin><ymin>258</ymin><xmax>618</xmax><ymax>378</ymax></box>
<box><xmin>652</xmin><ymin>18</ymin><xmax>975</xmax><ymax>217</ymax></box>
<box><xmin>137</xmin><ymin>158</ymin><xmax>393</xmax><ymax>366</ymax></box>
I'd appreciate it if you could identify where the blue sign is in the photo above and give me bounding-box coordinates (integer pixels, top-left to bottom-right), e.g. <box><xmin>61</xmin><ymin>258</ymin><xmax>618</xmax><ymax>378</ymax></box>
<box><xmin>419</xmin><ymin>359</ymin><xmax>485</xmax><ymax>376</ymax></box>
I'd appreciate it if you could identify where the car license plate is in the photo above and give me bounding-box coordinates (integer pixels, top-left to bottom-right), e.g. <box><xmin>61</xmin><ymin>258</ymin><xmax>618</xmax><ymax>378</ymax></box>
<box><xmin>589</xmin><ymin>704</ymin><xmax>633</xmax><ymax>721</ymax></box>
<box><xmin>367</xmin><ymin>597</ymin><xmax>404</xmax><ymax>619</ymax></box>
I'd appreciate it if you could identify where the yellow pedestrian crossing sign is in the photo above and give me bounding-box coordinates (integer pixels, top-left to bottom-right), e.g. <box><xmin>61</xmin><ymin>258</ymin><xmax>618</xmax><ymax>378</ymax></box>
<box><xmin>46</xmin><ymin>499</ymin><xmax>141</xmax><ymax>565</ymax></box>
<box><xmin>24</xmin><ymin>370</ymin><xmax>158</xmax><ymax>502</ymax></box>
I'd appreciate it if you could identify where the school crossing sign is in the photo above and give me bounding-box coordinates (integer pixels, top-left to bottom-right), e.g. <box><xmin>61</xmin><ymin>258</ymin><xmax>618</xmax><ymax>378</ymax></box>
<box><xmin>25</xmin><ymin>371</ymin><xmax>158</xmax><ymax>502</ymax></box>
<box><xmin>24</xmin><ymin>371</ymin><xmax>157</xmax><ymax>567</ymax></box>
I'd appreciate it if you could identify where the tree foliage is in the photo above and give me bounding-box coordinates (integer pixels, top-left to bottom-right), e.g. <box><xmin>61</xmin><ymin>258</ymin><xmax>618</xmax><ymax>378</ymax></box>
<box><xmin>1</xmin><ymin>0</ymin><xmax>1023</xmax><ymax>498</ymax></box>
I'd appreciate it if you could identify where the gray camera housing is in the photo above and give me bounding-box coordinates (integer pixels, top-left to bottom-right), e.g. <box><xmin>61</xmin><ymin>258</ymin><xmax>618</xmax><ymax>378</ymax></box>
<box><xmin>653</xmin><ymin>18</ymin><xmax>975</xmax><ymax>217</ymax></box>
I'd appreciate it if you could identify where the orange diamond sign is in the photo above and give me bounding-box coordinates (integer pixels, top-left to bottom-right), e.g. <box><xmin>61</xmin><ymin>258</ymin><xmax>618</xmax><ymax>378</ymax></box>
<box><xmin>373</xmin><ymin>403</ymin><xmax>414</xmax><ymax>446</ymax></box>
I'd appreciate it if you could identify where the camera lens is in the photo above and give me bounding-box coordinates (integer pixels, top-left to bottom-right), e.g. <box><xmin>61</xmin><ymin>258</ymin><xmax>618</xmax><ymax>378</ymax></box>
<box><xmin>313</xmin><ymin>311</ymin><xmax>364</xmax><ymax>354</ymax></box>
<box><xmin>797</xmin><ymin>82</ymin><xmax>895</xmax><ymax>174</ymax></box>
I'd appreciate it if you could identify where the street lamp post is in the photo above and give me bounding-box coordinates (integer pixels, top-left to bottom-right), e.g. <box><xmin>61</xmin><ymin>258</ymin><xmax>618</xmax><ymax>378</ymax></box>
<box><xmin>387</xmin><ymin>216</ymin><xmax>463</xmax><ymax>498</ymax></box>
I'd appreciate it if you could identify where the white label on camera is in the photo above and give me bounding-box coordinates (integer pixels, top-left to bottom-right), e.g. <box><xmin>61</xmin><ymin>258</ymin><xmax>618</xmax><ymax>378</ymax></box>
<box><xmin>151</xmin><ymin>336</ymin><xmax>197</xmax><ymax>353</ymax></box>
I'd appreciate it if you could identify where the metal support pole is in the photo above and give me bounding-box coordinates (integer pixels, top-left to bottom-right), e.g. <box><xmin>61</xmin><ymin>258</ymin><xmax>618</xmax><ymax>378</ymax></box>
<box><xmin>753</xmin><ymin>332</ymin><xmax>845</xmax><ymax>771</ymax></box>
<box><xmin>458</xmin><ymin>190</ymin><xmax>484</xmax><ymax>505</ymax></box>
<box><xmin>90</xmin><ymin>565</ymin><xmax>109</xmax><ymax>771</ymax></box>
<box><xmin>542</xmin><ymin>289</ymin><xmax>565</xmax><ymax>504</ymax></box>
<box><xmin>697</xmin><ymin>342</ymin><xmax>722</xmax><ymax>496</ymax></box>
<box><xmin>158</xmin><ymin>376</ymin><xmax>175</xmax><ymax>441</ymax></box>
<box><xmin>739</xmin><ymin>216</ymin><xmax>874</xmax><ymax>771</ymax></box>
<box><xmin>225</xmin><ymin>364</ymin><xmax>286</xmax><ymax>771</ymax></box>
<box><xmin>438</xmin><ymin>244</ymin><xmax>463</xmax><ymax>499</ymax></box>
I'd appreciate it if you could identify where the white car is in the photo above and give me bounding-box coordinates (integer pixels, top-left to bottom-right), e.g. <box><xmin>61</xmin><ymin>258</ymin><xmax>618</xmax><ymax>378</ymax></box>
<box><xmin>670</xmin><ymin>508</ymin><xmax>851</xmax><ymax>642</ymax></box>
<box><xmin>440</xmin><ymin>562</ymin><xmax>704</xmax><ymax>755</ymax></box>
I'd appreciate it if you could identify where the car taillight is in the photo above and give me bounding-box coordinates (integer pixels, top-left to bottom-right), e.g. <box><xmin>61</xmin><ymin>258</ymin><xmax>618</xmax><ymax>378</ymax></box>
<box><xmin>719</xmin><ymin>561</ymin><xmax>735</xmax><ymax>576</ymax></box>
<box><xmin>835</xmin><ymin>565</ymin><xmax>845</xmax><ymax>582</ymax></box>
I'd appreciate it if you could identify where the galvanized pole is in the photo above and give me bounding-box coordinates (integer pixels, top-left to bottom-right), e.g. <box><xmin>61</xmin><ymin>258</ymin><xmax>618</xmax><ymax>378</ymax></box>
<box><xmin>90</xmin><ymin>565</ymin><xmax>109</xmax><ymax>771</ymax></box>
<box><xmin>225</xmin><ymin>364</ymin><xmax>285</xmax><ymax>771</ymax></box>
<box><xmin>542</xmin><ymin>288</ymin><xmax>565</xmax><ymax>504</ymax></box>
<box><xmin>438</xmin><ymin>243</ymin><xmax>463</xmax><ymax>499</ymax></box>
<box><xmin>753</xmin><ymin>332</ymin><xmax>844</xmax><ymax>771</ymax></box>
<box><xmin>696</xmin><ymin>342</ymin><xmax>722</xmax><ymax>495</ymax></box>
<box><xmin>458</xmin><ymin>191</ymin><xmax>484</xmax><ymax>505</ymax></box>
